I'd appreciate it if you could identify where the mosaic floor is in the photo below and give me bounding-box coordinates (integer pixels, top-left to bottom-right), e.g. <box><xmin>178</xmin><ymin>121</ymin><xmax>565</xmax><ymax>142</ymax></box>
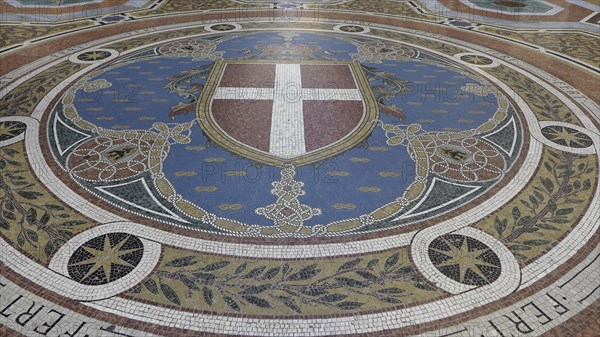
<box><xmin>1</xmin><ymin>0</ymin><xmax>599</xmax><ymax>336</ymax></box>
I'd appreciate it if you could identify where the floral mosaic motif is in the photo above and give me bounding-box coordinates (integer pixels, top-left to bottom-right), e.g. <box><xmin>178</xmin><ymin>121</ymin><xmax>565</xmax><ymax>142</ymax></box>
<box><xmin>0</xmin><ymin>121</ymin><xmax>27</xmax><ymax>142</ymax></box>
<box><xmin>368</xmin><ymin>28</ymin><xmax>465</xmax><ymax>58</ymax></box>
<box><xmin>480</xmin><ymin>29</ymin><xmax>600</xmax><ymax>69</ymax></box>
<box><xmin>107</xmin><ymin>28</ymin><xmax>206</xmax><ymax>52</ymax></box>
<box><xmin>0</xmin><ymin>22</ymin><xmax>92</xmax><ymax>49</ymax></box>
<box><xmin>0</xmin><ymin>62</ymin><xmax>84</xmax><ymax>118</ymax></box>
<box><xmin>129</xmin><ymin>248</ymin><xmax>442</xmax><ymax>315</ymax></box>
<box><xmin>0</xmin><ymin>142</ymin><xmax>94</xmax><ymax>262</ymax></box>
<box><xmin>478</xmin><ymin>149</ymin><xmax>597</xmax><ymax>264</ymax></box>
<box><xmin>255</xmin><ymin>165</ymin><xmax>322</xmax><ymax>235</ymax></box>
<box><xmin>158</xmin><ymin>38</ymin><xmax>224</xmax><ymax>61</ymax></box>
<box><xmin>488</xmin><ymin>65</ymin><xmax>581</xmax><ymax>126</ymax></box>
<box><xmin>76</xmin><ymin>50</ymin><xmax>112</xmax><ymax>62</ymax></box>
<box><xmin>428</xmin><ymin>234</ymin><xmax>501</xmax><ymax>286</ymax></box>
<box><xmin>253</xmin><ymin>31</ymin><xmax>321</xmax><ymax>60</ymax></box>
<box><xmin>136</xmin><ymin>0</ymin><xmax>262</xmax><ymax>16</ymax></box>
<box><xmin>541</xmin><ymin>125</ymin><xmax>593</xmax><ymax>149</ymax></box>
<box><xmin>67</xmin><ymin>233</ymin><xmax>144</xmax><ymax>286</ymax></box>
<box><xmin>351</xmin><ymin>40</ymin><xmax>417</xmax><ymax>63</ymax></box>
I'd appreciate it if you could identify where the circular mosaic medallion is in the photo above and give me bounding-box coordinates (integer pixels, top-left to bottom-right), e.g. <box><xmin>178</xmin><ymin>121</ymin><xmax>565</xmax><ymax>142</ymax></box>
<box><xmin>0</xmin><ymin>121</ymin><xmax>26</xmax><ymax>142</ymax></box>
<box><xmin>460</xmin><ymin>54</ymin><xmax>494</xmax><ymax>66</ymax></box>
<box><xmin>334</xmin><ymin>24</ymin><xmax>371</xmax><ymax>34</ymax></box>
<box><xmin>77</xmin><ymin>50</ymin><xmax>112</xmax><ymax>62</ymax></box>
<box><xmin>1</xmin><ymin>6</ymin><xmax>599</xmax><ymax>336</ymax></box>
<box><xmin>541</xmin><ymin>125</ymin><xmax>593</xmax><ymax>148</ymax></box>
<box><xmin>69</xmin><ymin>48</ymin><xmax>119</xmax><ymax>64</ymax></box>
<box><xmin>339</xmin><ymin>25</ymin><xmax>366</xmax><ymax>33</ymax></box>
<box><xmin>428</xmin><ymin>234</ymin><xmax>501</xmax><ymax>286</ymax></box>
<box><xmin>206</xmin><ymin>23</ymin><xmax>238</xmax><ymax>32</ymax></box>
<box><xmin>67</xmin><ymin>233</ymin><xmax>144</xmax><ymax>285</ymax></box>
<box><xmin>46</xmin><ymin>31</ymin><xmax>524</xmax><ymax>238</ymax></box>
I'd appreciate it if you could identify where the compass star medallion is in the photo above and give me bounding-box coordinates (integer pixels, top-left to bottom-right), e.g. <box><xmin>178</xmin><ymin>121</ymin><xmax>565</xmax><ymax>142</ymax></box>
<box><xmin>67</xmin><ymin>233</ymin><xmax>144</xmax><ymax>285</ymax></box>
<box><xmin>428</xmin><ymin>234</ymin><xmax>502</xmax><ymax>286</ymax></box>
<box><xmin>77</xmin><ymin>50</ymin><xmax>112</xmax><ymax>62</ymax></box>
<box><xmin>541</xmin><ymin>125</ymin><xmax>594</xmax><ymax>148</ymax></box>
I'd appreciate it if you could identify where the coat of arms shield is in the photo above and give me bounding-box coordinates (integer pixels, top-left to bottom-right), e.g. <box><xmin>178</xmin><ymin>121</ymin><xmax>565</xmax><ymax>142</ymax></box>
<box><xmin>197</xmin><ymin>60</ymin><xmax>378</xmax><ymax>166</ymax></box>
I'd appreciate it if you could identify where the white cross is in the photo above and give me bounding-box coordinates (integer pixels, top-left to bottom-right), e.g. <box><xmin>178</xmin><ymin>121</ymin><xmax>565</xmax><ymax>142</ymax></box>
<box><xmin>213</xmin><ymin>64</ymin><xmax>362</xmax><ymax>158</ymax></box>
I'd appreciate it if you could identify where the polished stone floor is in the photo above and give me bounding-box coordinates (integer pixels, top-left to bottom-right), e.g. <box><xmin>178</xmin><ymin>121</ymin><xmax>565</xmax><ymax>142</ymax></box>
<box><xmin>0</xmin><ymin>0</ymin><xmax>599</xmax><ymax>336</ymax></box>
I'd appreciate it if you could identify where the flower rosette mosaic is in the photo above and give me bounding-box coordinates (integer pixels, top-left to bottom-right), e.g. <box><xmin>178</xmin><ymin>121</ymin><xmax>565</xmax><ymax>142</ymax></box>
<box><xmin>0</xmin><ymin>14</ymin><xmax>598</xmax><ymax>337</ymax></box>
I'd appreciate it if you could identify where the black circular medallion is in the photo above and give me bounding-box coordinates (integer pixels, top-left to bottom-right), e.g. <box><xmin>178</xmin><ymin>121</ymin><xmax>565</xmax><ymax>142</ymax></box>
<box><xmin>67</xmin><ymin>233</ymin><xmax>144</xmax><ymax>285</ymax></box>
<box><xmin>76</xmin><ymin>50</ymin><xmax>112</xmax><ymax>62</ymax></box>
<box><xmin>428</xmin><ymin>234</ymin><xmax>501</xmax><ymax>286</ymax></box>
<box><xmin>209</xmin><ymin>24</ymin><xmax>236</xmax><ymax>31</ymax></box>
<box><xmin>460</xmin><ymin>54</ymin><xmax>494</xmax><ymax>66</ymax></box>
<box><xmin>338</xmin><ymin>25</ymin><xmax>366</xmax><ymax>33</ymax></box>
<box><xmin>541</xmin><ymin>125</ymin><xmax>593</xmax><ymax>148</ymax></box>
